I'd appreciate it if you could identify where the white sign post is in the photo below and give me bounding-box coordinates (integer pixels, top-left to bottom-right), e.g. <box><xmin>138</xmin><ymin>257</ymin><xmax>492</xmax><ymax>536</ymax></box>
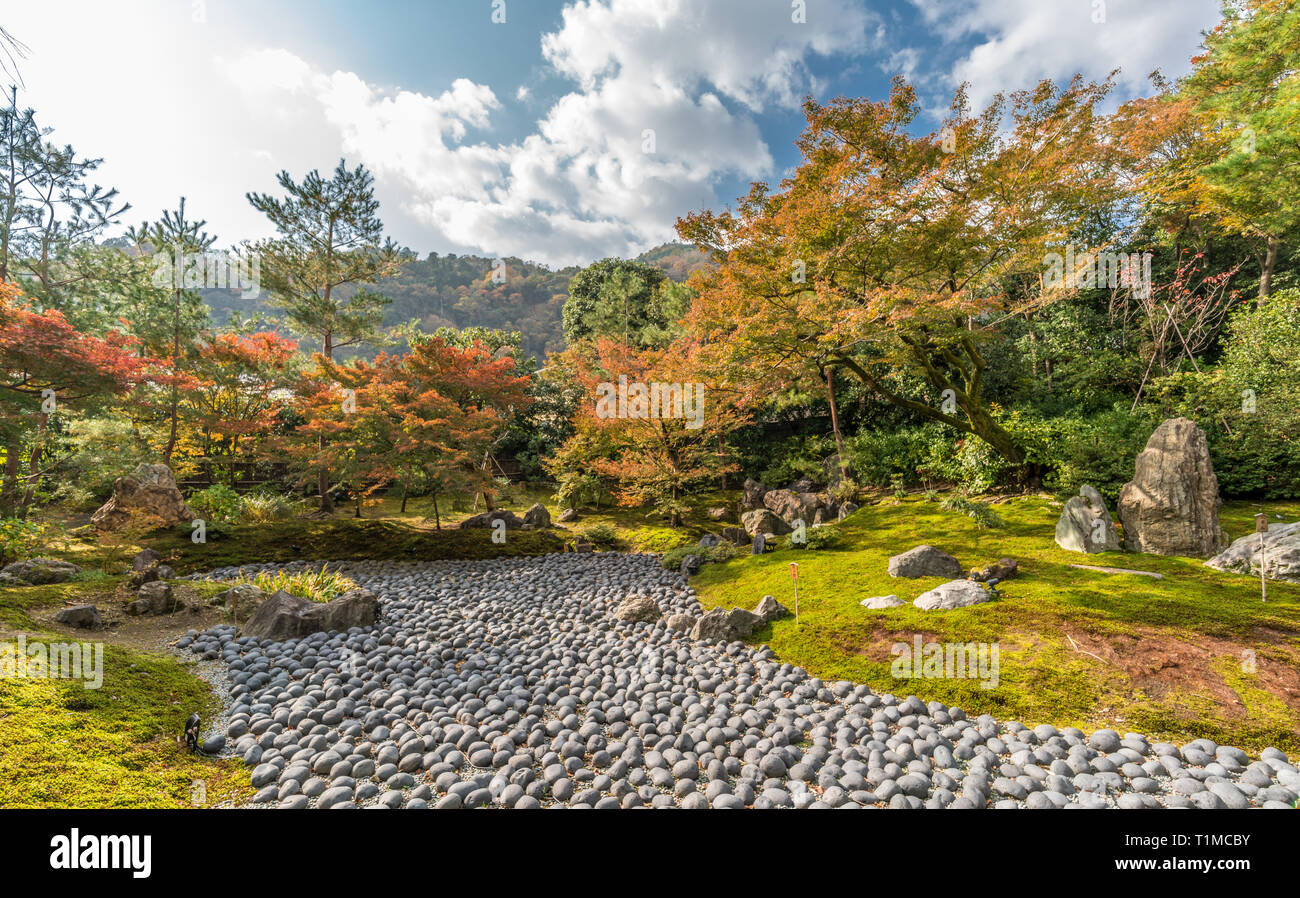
<box><xmin>790</xmin><ymin>562</ymin><xmax>800</xmax><ymax>626</ymax></box>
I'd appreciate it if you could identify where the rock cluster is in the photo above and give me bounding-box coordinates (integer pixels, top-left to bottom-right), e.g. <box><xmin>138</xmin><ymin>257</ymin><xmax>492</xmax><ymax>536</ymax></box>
<box><xmin>178</xmin><ymin>553</ymin><xmax>1292</xmax><ymax>809</ymax></box>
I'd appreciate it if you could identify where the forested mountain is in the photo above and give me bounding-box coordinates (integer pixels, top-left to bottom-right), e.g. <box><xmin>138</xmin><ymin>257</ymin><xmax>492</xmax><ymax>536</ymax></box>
<box><xmin>200</xmin><ymin>241</ymin><xmax>709</xmax><ymax>362</ymax></box>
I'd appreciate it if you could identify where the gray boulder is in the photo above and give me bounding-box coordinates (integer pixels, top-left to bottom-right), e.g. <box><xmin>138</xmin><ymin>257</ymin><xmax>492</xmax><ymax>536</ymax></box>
<box><xmin>742</xmin><ymin>478</ymin><xmax>767</xmax><ymax>510</ymax></box>
<box><xmin>1205</xmin><ymin>521</ymin><xmax>1300</xmax><ymax>583</ymax></box>
<box><xmin>127</xmin><ymin>580</ymin><xmax>180</xmax><ymax>615</ymax></box>
<box><xmin>91</xmin><ymin>463</ymin><xmax>195</xmax><ymax>530</ymax></box>
<box><xmin>762</xmin><ymin>488</ymin><xmax>828</xmax><ymax>526</ymax></box>
<box><xmin>679</xmin><ymin>554</ymin><xmax>703</xmax><ymax>578</ymax></box>
<box><xmin>1055</xmin><ymin>485</ymin><xmax>1121</xmax><ymax>553</ymax></box>
<box><xmin>1118</xmin><ymin>417</ymin><xmax>1226</xmax><ymax>557</ymax></box>
<box><xmin>242</xmin><ymin>588</ymin><xmax>379</xmax><ymax>641</ymax></box>
<box><xmin>720</xmin><ymin>526</ymin><xmax>748</xmax><ymax>546</ymax></box>
<box><xmin>913</xmin><ymin>579</ymin><xmax>996</xmax><ymax>610</ymax></box>
<box><xmin>888</xmin><ymin>545</ymin><xmax>962</xmax><ymax>579</ymax></box>
<box><xmin>741</xmin><ymin>508</ymin><xmax>792</xmax><ymax>537</ymax></box>
<box><xmin>753</xmin><ymin>595</ymin><xmax>790</xmax><ymax>622</ymax></box>
<box><xmin>0</xmin><ymin>557</ymin><xmax>80</xmax><ymax>586</ymax></box>
<box><xmin>54</xmin><ymin>604</ymin><xmax>101</xmax><ymax>628</ymax></box>
<box><xmin>558</xmin><ymin>507</ymin><xmax>578</xmax><ymax>523</ymax></box>
<box><xmin>860</xmin><ymin>594</ymin><xmax>904</xmax><ymax>610</ymax></box>
<box><xmin>523</xmin><ymin>503</ymin><xmax>551</xmax><ymax>528</ymax></box>
<box><xmin>459</xmin><ymin>508</ymin><xmax>525</xmax><ymax>529</ymax></box>
<box><xmin>690</xmin><ymin>608</ymin><xmax>736</xmax><ymax>641</ymax></box>
<box><xmin>698</xmin><ymin>533</ymin><xmax>722</xmax><ymax>549</ymax></box>
<box><xmin>725</xmin><ymin>608</ymin><xmax>762</xmax><ymax>638</ymax></box>
<box><xmin>750</xmin><ymin>534</ymin><xmax>767</xmax><ymax>555</ymax></box>
<box><xmin>614</xmin><ymin>595</ymin><xmax>661</xmax><ymax>623</ymax></box>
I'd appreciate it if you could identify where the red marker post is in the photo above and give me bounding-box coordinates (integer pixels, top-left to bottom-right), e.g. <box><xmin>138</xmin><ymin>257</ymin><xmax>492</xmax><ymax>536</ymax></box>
<box><xmin>789</xmin><ymin>562</ymin><xmax>799</xmax><ymax>626</ymax></box>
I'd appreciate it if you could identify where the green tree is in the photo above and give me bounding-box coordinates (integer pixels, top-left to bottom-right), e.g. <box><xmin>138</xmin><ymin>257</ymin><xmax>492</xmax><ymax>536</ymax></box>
<box><xmin>562</xmin><ymin>258</ymin><xmax>686</xmax><ymax>347</ymax></box>
<box><xmin>127</xmin><ymin>197</ymin><xmax>215</xmax><ymax>464</ymax></box>
<box><xmin>247</xmin><ymin>159</ymin><xmax>401</xmax><ymax>510</ymax></box>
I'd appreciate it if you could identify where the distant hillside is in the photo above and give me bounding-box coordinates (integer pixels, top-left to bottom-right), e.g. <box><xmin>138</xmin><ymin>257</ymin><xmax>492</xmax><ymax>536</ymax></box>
<box><xmin>200</xmin><ymin>241</ymin><xmax>711</xmax><ymax>362</ymax></box>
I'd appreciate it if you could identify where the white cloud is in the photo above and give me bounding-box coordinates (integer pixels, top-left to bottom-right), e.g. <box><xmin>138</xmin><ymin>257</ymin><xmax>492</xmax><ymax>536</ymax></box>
<box><xmin>908</xmin><ymin>0</ymin><xmax>1221</xmax><ymax>113</ymax></box>
<box><xmin>213</xmin><ymin>0</ymin><xmax>875</xmax><ymax>266</ymax></box>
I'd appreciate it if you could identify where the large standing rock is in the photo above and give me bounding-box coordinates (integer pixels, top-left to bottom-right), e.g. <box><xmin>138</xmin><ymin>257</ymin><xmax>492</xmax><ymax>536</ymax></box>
<box><xmin>0</xmin><ymin>557</ymin><xmax>80</xmax><ymax>586</ymax></box>
<box><xmin>753</xmin><ymin>595</ymin><xmax>790</xmax><ymax>622</ymax></box>
<box><xmin>1118</xmin><ymin>418</ymin><xmax>1226</xmax><ymax>557</ymax></box>
<box><xmin>243</xmin><ymin>588</ymin><xmax>379</xmax><ymax>641</ymax></box>
<box><xmin>1055</xmin><ymin>485</ymin><xmax>1121</xmax><ymax>553</ymax></box>
<box><xmin>1205</xmin><ymin>521</ymin><xmax>1300</xmax><ymax>583</ymax></box>
<box><xmin>91</xmin><ymin>464</ymin><xmax>195</xmax><ymax>530</ymax></box>
<box><xmin>913</xmin><ymin>580</ymin><xmax>996</xmax><ymax>610</ymax></box>
<box><xmin>458</xmin><ymin>509</ymin><xmax>524</xmax><ymax>529</ymax></box>
<box><xmin>741</xmin><ymin>508</ymin><xmax>792</xmax><ymax>537</ymax></box>
<box><xmin>888</xmin><ymin>545</ymin><xmax>963</xmax><ymax>579</ymax></box>
<box><xmin>523</xmin><ymin>503</ymin><xmax>551</xmax><ymax>528</ymax></box>
<box><xmin>742</xmin><ymin>479</ymin><xmax>767</xmax><ymax>510</ymax></box>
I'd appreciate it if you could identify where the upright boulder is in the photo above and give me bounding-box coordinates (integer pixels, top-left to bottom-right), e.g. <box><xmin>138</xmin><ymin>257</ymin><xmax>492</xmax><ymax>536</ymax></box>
<box><xmin>1205</xmin><ymin>521</ymin><xmax>1300</xmax><ymax>583</ymax></box>
<box><xmin>742</xmin><ymin>479</ymin><xmax>767</xmax><ymax>510</ymax></box>
<box><xmin>523</xmin><ymin>503</ymin><xmax>551</xmax><ymax>528</ymax></box>
<box><xmin>1118</xmin><ymin>418</ymin><xmax>1226</xmax><ymax>557</ymax></box>
<box><xmin>91</xmin><ymin>463</ymin><xmax>195</xmax><ymax>530</ymax></box>
<box><xmin>1055</xmin><ymin>485</ymin><xmax>1121</xmax><ymax>553</ymax></box>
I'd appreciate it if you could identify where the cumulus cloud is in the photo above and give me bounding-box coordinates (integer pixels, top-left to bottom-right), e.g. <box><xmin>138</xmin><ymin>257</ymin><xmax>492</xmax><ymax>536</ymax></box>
<box><xmin>907</xmin><ymin>0</ymin><xmax>1221</xmax><ymax>112</ymax></box>
<box><xmin>218</xmin><ymin>0</ymin><xmax>875</xmax><ymax>266</ymax></box>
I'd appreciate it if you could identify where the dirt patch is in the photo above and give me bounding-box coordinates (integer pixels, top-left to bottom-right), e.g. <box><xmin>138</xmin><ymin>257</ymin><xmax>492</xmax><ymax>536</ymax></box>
<box><xmin>29</xmin><ymin>582</ymin><xmax>241</xmax><ymax>654</ymax></box>
<box><xmin>1061</xmin><ymin>625</ymin><xmax>1300</xmax><ymax>717</ymax></box>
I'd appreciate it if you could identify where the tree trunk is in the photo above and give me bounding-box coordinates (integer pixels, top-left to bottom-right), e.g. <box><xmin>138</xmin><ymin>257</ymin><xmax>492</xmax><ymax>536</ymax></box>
<box><xmin>431</xmin><ymin>493</ymin><xmax>441</xmax><ymax>530</ymax></box>
<box><xmin>1259</xmin><ymin>235</ymin><xmax>1280</xmax><ymax>298</ymax></box>
<box><xmin>317</xmin><ymin>330</ymin><xmax>334</xmax><ymax>512</ymax></box>
<box><xmin>162</xmin><ymin>286</ymin><xmax>182</xmax><ymax>465</ymax></box>
<box><xmin>1</xmin><ymin>441</ymin><xmax>21</xmax><ymax>513</ymax></box>
<box><xmin>400</xmin><ymin>483</ymin><xmax>408</xmax><ymax>514</ymax></box>
<box><xmin>825</xmin><ymin>366</ymin><xmax>847</xmax><ymax>478</ymax></box>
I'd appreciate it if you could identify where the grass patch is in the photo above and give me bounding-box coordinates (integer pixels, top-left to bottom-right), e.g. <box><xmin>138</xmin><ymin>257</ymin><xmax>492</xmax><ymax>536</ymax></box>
<box><xmin>691</xmin><ymin>494</ymin><xmax>1300</xmax><ymax>751</ymax></box>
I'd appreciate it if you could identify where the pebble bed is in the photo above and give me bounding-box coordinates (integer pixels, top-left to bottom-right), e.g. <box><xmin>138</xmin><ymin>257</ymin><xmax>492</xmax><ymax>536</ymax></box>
<box><xmin>178</xmin><ymin>553</ymin><xmax>1299</xmax><ymax>809</ymax></box>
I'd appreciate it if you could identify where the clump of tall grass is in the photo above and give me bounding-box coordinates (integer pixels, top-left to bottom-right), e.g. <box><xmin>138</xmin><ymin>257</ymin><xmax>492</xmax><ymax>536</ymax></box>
<box><xmin>232</xmin><ymin>565</ymin><xmax>358</xmax><ymax>603</ymax></box>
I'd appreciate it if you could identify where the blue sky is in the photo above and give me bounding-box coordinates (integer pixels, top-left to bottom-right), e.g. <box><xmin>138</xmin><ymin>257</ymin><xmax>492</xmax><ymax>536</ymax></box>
<box><xmin>5</xmin><ymin>0</ymin><xmax>1222</xmax><ymax>267</ymax></box>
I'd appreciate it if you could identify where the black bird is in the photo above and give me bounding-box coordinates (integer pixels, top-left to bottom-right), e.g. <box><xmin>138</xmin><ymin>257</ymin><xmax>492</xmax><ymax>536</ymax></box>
<box><xmin>185</xmin><ymin>712</ymin><xmax>202</xmax><ymax>752</ymax></box>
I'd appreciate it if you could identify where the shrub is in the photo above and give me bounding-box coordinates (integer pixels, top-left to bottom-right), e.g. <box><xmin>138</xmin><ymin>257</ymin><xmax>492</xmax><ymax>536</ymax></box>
<box><xmin>238</xmin><ymin>491</ymin><xmax>304</xmax><ymax>523</ymax></box>
<box><xmin>661</xmin><ymin>542</ymin><xmax>738</xmax><ymax>571</ymax></box>
<box><xmin>785</xmin><ymin>525</ymin><xmax>844</xmax><ymax>550</ymax></box>
<box><xmin>188</xmin><ymin>484</ymin><xmax>242</xmax><ymax>524</ymax></box>
<box><xmin>939</xmin><ymin>496</ymin><xmax>1004</xmax><ymax>529</ymax></box>
<box><xmin>756</xmin><ymin>433</ymin><xmax>836</xmax><ymax>487</ymax></box>
<box><xmin>232</xmin><ymin>565</ymin><xmax>358</xmax><ymax>603</ymax></box>
<box><xmin>0</xmin><ymin>517</ymin><xmax>47</xmax><ymax>564</ymax></box>
<box><xmin>581</xmin><ymin>522</ymin><xmax>617</xmax><ymax>546</ymax></box>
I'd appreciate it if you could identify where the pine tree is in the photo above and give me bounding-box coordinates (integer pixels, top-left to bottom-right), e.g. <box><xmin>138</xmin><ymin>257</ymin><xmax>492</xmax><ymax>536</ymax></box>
<box><xmin>247</xmin><ymin>159</ymin><xmax>401</xmax><ymax>510</ymax></box>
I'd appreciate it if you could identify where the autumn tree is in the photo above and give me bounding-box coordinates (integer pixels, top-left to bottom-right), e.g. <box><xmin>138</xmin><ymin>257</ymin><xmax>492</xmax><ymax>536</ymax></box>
<box><xmin>0</xmin><ymin>282</ymin><xmax>144</xmax><ymax>512</ymax></box>
<box><xmin>550</xmin><ymin>337</ymin><xmax>746</xmax><ymax>525</ymax></box>
<box><xmin>290</xmin><ymin>335</ymin><xmax>530</xmax><ymax>521</ymax></box>
<box><xmin>678</xmin><ymin>75</ymin><xmax>1121</xmax><ymax>465</ymax></box>
<box><xmin>248</xmin><ymin>159</ymin><xmax>402</xmax><ymax>509</ymax></box>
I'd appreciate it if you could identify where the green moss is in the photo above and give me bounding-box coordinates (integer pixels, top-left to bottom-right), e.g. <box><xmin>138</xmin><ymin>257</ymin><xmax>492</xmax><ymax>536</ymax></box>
<box><xmin>692</xmin><ymin>494</ymin><xmax>1300</xmax><ymax>751</ymax></box>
